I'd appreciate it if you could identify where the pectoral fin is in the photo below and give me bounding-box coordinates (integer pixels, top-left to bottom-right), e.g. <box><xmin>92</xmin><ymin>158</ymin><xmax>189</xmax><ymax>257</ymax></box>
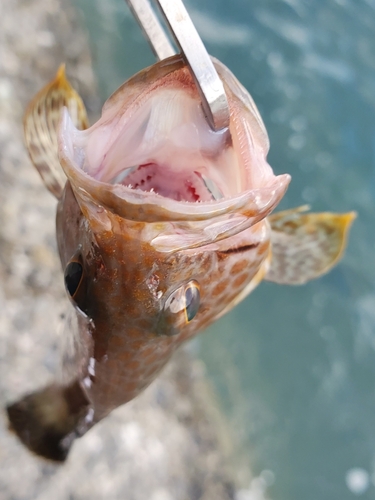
<box><xmin>24</xmin><ymin>65</ymin><xmax>89</xmax><ymax>198</ymax></box>
<box><xmin>265</xmin><ymin>206</ymin><xmax>356</xmax><ymax>285</ymax></box>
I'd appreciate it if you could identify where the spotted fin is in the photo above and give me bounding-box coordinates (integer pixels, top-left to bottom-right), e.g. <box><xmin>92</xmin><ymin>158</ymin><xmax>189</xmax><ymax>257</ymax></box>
<box><xmin>265</xmin><ymin>206</ymin><xmax>356</xmax><ymax>285</ymax></box>
<box><xmin>24</xmin><ymin>65</ymin><xmax>89</xmax><ymax>198</ymax></box>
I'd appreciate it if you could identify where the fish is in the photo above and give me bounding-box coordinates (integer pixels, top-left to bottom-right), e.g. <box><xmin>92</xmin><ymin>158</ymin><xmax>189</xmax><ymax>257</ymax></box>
<box><xmin>6</xmin><ymin>56</ymin><xmax>355</xmax><ymax>462</ymax></box>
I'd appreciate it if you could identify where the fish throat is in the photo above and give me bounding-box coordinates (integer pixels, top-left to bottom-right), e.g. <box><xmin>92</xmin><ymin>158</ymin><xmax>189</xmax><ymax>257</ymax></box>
<box><xmin>70</xmin><ymin>85</ymin><xmax>242</xmax><ymax>203</ymax></box>
<box><xmin>112</xmin><ymin>163</ymin><xmax>223</xmax><ymax>202</ymax></box>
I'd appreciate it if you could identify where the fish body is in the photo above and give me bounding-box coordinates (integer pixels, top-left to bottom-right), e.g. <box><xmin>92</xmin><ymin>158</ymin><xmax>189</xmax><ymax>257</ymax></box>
<box><xmin>7</xmin><ymin>57</ymin><xmax>354</xmax><ymax>461</ymax></box>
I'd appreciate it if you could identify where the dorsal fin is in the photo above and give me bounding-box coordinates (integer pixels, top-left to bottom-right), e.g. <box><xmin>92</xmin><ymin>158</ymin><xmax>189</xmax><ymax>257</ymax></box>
<box><xmin>265</xmin><ymin>206</ymin><xmax>356</xmax><ymax>285</ymax></box>
<box><xmin>23</xmin><ymin>65</ymin><xmax>89</xmax><ymax>198</ymax></box>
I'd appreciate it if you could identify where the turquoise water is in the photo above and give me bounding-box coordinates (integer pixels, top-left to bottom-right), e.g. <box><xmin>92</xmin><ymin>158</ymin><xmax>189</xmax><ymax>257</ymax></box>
<box><xmin>75</xmin><ymin>1</ymin><xmax>375</xmax><ymax>498</ymax></box>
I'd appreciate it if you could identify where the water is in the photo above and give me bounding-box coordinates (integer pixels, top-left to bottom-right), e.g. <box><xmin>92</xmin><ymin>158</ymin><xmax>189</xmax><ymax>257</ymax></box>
<box><xmin>75</xmin><ymin>1</ymin><xmax>375</xmax><ymax>498</ymax></box>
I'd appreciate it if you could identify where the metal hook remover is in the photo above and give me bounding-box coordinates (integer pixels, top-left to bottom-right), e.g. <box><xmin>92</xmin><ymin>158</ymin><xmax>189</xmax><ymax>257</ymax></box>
<box><xmin>124</xmin><ymin>0</ymin><xmax>230</xmax><ymax>132</ymax></box>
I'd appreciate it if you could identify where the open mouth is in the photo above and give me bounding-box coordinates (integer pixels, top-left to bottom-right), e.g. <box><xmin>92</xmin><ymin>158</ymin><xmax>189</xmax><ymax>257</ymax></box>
<box><xmin>77</xmin><ymin>88</ymin><xmax>243</xmax><ymax>203</ymax></box>
<box><xmin>58</xmin><ymin>58</ymin><xmax>289</xmax><ymax>228</ymax></box>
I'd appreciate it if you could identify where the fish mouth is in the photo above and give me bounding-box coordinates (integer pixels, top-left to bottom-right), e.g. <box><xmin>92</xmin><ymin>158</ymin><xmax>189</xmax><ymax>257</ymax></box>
<box><xmin>66</xmin><ymin>87</ymin><xmax>242</xmax><ymax>202</ymax></box>
<box><xmin>87</xmin><ymin>86</ymin><xmax>236</xmax><ymax>203</ymax></box>
<box><xmin>59</xmin><ymin>56</ymin><xmax>290</xmax><ymax>223</ymax></box>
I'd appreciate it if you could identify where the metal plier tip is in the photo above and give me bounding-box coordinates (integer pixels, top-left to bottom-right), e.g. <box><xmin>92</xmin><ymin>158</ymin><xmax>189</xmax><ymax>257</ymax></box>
<box><xmin>124</xmin><ymin>0</ymin><xmax>230</xmax><ymax>132</ymax></box>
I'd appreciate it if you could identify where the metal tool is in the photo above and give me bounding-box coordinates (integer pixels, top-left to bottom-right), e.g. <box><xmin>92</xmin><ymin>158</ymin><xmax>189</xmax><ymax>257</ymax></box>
<box><xmin>124</xmin><ymin>0</ymin><xmax>230</xmax><ymax>131</ymax></box>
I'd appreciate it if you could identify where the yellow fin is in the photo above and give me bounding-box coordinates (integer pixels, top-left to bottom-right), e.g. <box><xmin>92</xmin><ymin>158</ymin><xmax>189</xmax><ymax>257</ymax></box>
<box><xmin>24</xmin><ymin>65</ymin><xmax>89</xmax><ymax>198</ymax></box>
<box><xmin>265</xmin><ymin>206</ymin><xmax>356</xmax><ymax>285</ymax></box>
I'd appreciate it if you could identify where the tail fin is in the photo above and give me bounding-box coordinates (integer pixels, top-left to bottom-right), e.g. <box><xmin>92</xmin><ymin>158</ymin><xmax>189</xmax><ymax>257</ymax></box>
<box><xmin>6</xmin><ymin>381</ymin><xmax>90</xmax><ymax>462</ymax></box>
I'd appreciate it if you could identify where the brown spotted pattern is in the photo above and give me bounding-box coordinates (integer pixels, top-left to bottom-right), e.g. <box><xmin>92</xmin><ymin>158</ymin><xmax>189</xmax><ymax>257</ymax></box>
<box><xmin>57</xmin><ymin>184</ymin><xmax>271</xmax><ymax>421</ymax></box>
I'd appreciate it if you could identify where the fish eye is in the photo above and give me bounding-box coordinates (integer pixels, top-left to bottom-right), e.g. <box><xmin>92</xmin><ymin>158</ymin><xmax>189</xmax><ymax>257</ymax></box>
<box><xmin>64</xmin><ymin>261</ymin><xmax>83</xmax><ymax>299</ymax></box>
<box><xmin>158</xmin><ymin>280</ymin><xmax>200</xmax><ymax>336</ymax></box>
<box><xmin>184</xmin><ymin>281</ymin><xmax>200</xmax><ymax>322</ymax></box>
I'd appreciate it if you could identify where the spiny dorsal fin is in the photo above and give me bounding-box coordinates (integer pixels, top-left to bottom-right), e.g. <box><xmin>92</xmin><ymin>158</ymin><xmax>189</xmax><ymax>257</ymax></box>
<box><xmin>24</xmin><ymin>65</ymin><xmax>89</xmax><ymax>198</ymax></box>
<box><xmin>265</xmin><ymin>206</ymin><xmax>356</xmax><ymax>285</ymax></box>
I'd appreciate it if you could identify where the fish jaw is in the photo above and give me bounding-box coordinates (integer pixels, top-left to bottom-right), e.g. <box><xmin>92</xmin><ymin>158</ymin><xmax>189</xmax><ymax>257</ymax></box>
<box><xmin>58</xmin><ymin>55</ymin><xmax>290</xmax><ymax>245</ymax></box>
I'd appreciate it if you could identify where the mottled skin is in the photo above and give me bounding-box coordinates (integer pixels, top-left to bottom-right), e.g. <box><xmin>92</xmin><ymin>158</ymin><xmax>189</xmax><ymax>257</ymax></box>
<box><xmin>7</xmin><ymin>56</ymin><xmax>354</xmax><ymax>461</ymax></box>
<box><xmin>57</xmin><ymin>182</ymin><xmax>270</xmax><ymax>421</ymax></box>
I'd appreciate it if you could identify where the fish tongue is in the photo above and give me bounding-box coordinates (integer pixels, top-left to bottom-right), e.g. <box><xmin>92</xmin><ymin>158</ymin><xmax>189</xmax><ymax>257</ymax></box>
<box><xmin>119</xmin><ymin>163</ymin><xmax>215</xmax><ymax>202</ymax></box>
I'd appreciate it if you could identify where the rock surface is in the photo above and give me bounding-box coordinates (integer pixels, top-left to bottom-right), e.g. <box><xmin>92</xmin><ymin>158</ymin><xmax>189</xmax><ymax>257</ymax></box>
<box><xmin>0</xmin><ymin>0</ymin><xmax>239</xmax><ymax>498</ymax></box>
